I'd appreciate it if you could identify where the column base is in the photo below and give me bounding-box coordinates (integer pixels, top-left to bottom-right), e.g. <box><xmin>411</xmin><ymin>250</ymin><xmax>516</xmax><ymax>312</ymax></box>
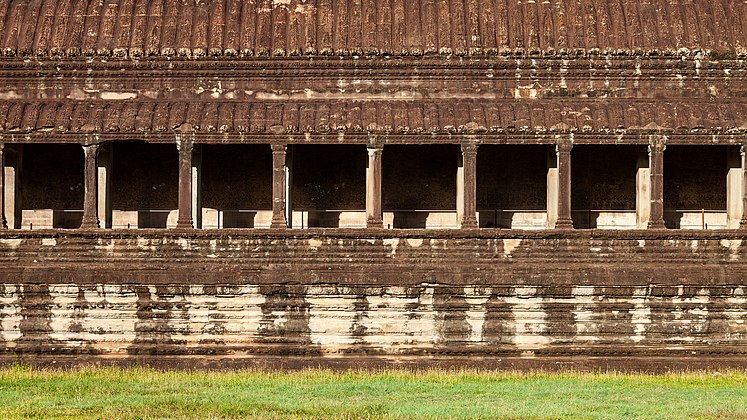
<box><xmin>647</xmin><ymin>220</ymin><xmax>666</xmax><ymax>229</ymax></box>
<box><xmin>79</xmin><ymin>217</ymin><xmax>100</xmax><ymax>229</ymax></box>
<box><xmin>367</xmin><ymin>218</ymin><xmax>384</xmax><ymax>229</ymax></box>
<box><xmin>739</xmin><ymin>219</ymin><xmax>747</xmax><ymax>229</ymax></box>
<box><xmin>1</xmin><ymin>217</ymin><xmax>6</xmax><ymax>229</ymax></box>
<box><xmin>270</xmin><ymin>215</ymin><xmax>287</xmax><ymax>229</ymax></box>
<box><xmin>554</xmin><ymin>218</ymin><xmax>574</xmax><ymax>230</ymax></box>
<box><xmin>175</xmin><ymin>218</ymin><xmax>193</xmax><ymax>229</ymax></box>
<box><xmin>460</xmin><ymin>217</ymin><xmax>478</xmax><ymax>229</ymax></box>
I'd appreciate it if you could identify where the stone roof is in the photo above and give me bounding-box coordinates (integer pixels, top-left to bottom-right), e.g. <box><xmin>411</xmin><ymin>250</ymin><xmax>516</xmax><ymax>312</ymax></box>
<box><xmin>1</xmin><ymin>99</ymin><xmax>744</xmax><ymax>136</ymax></box>
<box><xmin>0</xmin><ymin>0</ymin><xmax>744</xmax><ymax>58</ymax></box>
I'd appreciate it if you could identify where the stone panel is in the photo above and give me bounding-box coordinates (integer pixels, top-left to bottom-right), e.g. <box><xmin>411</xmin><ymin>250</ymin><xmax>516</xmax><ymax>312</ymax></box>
<box><xmin>0</xmin><ymin>231</ymin><xmax>745</xmax><ymax>364</ymax></box>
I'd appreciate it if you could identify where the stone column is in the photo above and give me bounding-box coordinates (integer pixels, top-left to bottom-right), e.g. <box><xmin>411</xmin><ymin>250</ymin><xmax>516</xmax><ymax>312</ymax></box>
<box><xmin>80</xmin><ymin>143</ymin><xmax>100</xmax><ymax>229</ymax></box>
<box><xmin>0</xmin><ymin>143</ymin><xmax>6</xmax><ymax>229</ymax></box>
<box><xmin>647</xmin><ymin>137</ymin><xmax>666</xmax><ymax>229</ymax></box>
<box><xmin>555</xmin><ymin>140</ymin><xmax>573</xmax><ymax>229</ymax></box>
<box><xmin>458</xmin><ymin>143</ymin><xmax>478</xmax><ymax>228</ymax></box>
<box><xmin>176</xmin><ymin>135</ymin><xmax>194</xmax><ymax>229</ymax></box>
<box><xmin>366</xmin><ymin>144</ymin><xmax>383</xmax><ymax>228</ymax></box>
<box><xmin>271</xmin><ymin>144</ymin><xmax>288</xmax><ymax>229</ymax></box>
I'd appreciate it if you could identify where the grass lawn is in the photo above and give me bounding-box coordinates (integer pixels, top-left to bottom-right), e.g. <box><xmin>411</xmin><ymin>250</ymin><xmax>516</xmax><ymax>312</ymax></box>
<box><xmin>0</xmin><ymin>366</ymin><xmax>745</xmax><ymax>419</ymax></box>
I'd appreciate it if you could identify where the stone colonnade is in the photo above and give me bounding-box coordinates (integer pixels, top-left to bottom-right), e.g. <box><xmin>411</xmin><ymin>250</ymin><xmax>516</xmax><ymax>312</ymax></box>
<box><xmin>1</xmin><ymin>137</ymin><xmax>746</xmax><ymax>230</ymax></box>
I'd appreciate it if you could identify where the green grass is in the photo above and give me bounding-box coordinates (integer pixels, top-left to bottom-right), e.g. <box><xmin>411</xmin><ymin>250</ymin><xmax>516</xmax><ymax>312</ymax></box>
<box><xmin>0</xmin><ymin>365</ymin><xmax>746</xmax><ymax>419</ymax></box>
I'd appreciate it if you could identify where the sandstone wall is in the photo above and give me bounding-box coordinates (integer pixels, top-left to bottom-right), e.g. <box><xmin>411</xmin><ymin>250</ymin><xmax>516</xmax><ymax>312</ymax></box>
<box><xmin>0</xmin><ymin>230</ymin><xmax>745</xmax><ymax>368</ymax></box>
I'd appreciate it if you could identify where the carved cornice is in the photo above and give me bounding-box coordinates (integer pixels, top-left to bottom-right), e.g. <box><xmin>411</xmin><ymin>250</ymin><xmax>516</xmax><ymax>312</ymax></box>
<box><xmin>1</xmin><ymin>131</ymin><xmax>746</xmax><ymax>147</ymax></box>
<box><xmin>0</xmin><ymin>55</ymin><xmax>742</xmax><ymax>81</ymax></box>
<box><xmin>0</xmin><ymin>99</ymin><xmax>743</xmax><ymax>140</ymax></box>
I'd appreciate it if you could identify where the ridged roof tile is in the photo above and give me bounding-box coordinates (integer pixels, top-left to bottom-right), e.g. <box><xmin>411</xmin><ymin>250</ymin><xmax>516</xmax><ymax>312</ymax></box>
<box><xmin>0</xmin><ymin>0</ymin><xmax>744</xmax><ymax>58</ymax></box>
<box><xmin>1</xmin><ymin>100</ymin><xmax>743</xmax><ymax>134</ymax></box>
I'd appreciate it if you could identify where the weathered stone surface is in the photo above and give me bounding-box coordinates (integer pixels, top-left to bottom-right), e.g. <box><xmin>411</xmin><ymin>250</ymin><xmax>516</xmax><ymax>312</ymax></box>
<box><xmin>0</xmin><ymin>1</ymin><xmax>745</xmax><ymax>371</ymax></box>
<box><xmin>1</xmin><ymin>97</ymin><xmax>744</xmax><ymax>140</ymax></box>
<box><xmin>0</xmin><ymin>0</ymin><xmax>743</xmax><ymax>58</ymax></box>
<box><xmin>0</xmin><ymin>230</ymin><xmax>746</xmax><ymax>366</ymax></box>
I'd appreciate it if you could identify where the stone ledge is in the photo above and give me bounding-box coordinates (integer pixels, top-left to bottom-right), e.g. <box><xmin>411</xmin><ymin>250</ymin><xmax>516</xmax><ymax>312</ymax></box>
<box><xmin>3</xmin><ymin>355</ymin><xmax>747</xmax><ymax>373</ymax></box>
<box><xmin>1</xmin><ymin>228</ymin><xmax>745</xmax><ymax>240</ymax></box>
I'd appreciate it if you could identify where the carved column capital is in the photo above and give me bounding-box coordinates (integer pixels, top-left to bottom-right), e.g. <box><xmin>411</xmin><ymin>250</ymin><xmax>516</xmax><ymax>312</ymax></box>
<box><xmin>82</xmin><ymin>142</ymin><xmax>99</xmax><ymax>155</ymax></box>
<box><xmin>81</xmin><ymin>132</ymin><xmax>100</xmax><ymax>147</ymax></box>
<box><xmin>175</xmin><ymin>133</ymin><xmax>194</xmax><ymax>154</ymax></box>
<box><xmin>461</xmin><ymin>142</ymin><xmax>479</xmax><ymax>156</ymax></box>
<box><xmin>648</xmin><ymin>135</ymin><xmax>667</xmax><ymax>155</ymax></box>
<box><xmin>271</xmin><ymin>143</ymin><xmax>287</xmax><ymax>154</ymax></box>
<box><xmin>367</xmin><ymin>145</ymin><xmax>383</xmax><ymax>157</ymax></box>
<box><xmin>556</xmin><ymin>139</ymin><xmax>573</xmax><ymax>154</ymax></box>
<box><xmin>366</xmin><ymin>134</ymin><xmax>383</xmax><ymax>150</ymax></box>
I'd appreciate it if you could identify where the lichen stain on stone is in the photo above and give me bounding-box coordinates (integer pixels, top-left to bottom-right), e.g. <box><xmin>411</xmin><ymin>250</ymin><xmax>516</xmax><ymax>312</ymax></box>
<box><xmin>0</xmin><ymin>238</ymin><xmax>22</xmax><ymax>249</ymax></box>
<box><xmin>502</xmin><ymin>239</ymin><xmax>522</xmax><ymax>257</ymax></box>
<box><xmin>405</xmin><ymin>238</ymin><xmax>423</xmax><ymax>248</ymax></box>
<box><xmin>720</xmin><ymin>239</ymin><xmax>742</xmax><ymax>260</ymax></box>
<box><xmin>176</xmin><ymin>238</ymin><xmax>192</xmax><ymax>250</ymax></box>
<box><xmin>0</xmin><ymin>233</ymin><xmax>746</xmax><ymax>361</ymax></box>
<box><xmin>432</xmin><ymin>287</ymin><xmax>471</xmax><ymax>345</ymax></box>
<box><xmin>383</xmin><ymin>238</ymin><xmax>399</xmax><ymax>255</ymax></box>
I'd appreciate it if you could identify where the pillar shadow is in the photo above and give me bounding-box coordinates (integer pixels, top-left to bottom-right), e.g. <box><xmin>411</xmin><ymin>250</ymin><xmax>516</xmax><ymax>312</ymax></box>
<box><xmin>664</xmin><ymin>211</ymin><xmax>681</xmax><ymax>229</ymax></box>
<box><xmin>137</xmin><ymin>211</ymin><xmax>169</xmax><ymax>229</ymax></box>
<box><xmin>307</xmin><ymin>211</ymin><xmax>341</xmax><ymax>228</ymax></box>
<box><xmin>53</xmin><ymin>210</ymin><xmax>83</xmax><ymax>229</ymax></box>
<box><xmin>393</xmin><ymin>211</ymin><xmax>428</xmax><ymax>229</ymax></box>
<box><xmin>222</xmin><ymin>211</ymin><xmax>257</xmax><ymax>228</ymax></box>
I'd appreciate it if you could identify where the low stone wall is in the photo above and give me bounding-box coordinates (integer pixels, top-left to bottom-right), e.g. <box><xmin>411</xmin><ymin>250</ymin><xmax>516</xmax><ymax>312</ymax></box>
<box><xmin>0</xmin><ymin>230</ymin><xmax>745</xmax><ymax>368</ymax></box>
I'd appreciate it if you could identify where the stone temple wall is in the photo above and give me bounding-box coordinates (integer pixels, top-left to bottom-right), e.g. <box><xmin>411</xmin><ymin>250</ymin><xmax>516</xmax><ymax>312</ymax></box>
<box><xmin>1</xmin><ymin>230</ymin><xmax>746</xmax><ymax>369</ymax></box>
